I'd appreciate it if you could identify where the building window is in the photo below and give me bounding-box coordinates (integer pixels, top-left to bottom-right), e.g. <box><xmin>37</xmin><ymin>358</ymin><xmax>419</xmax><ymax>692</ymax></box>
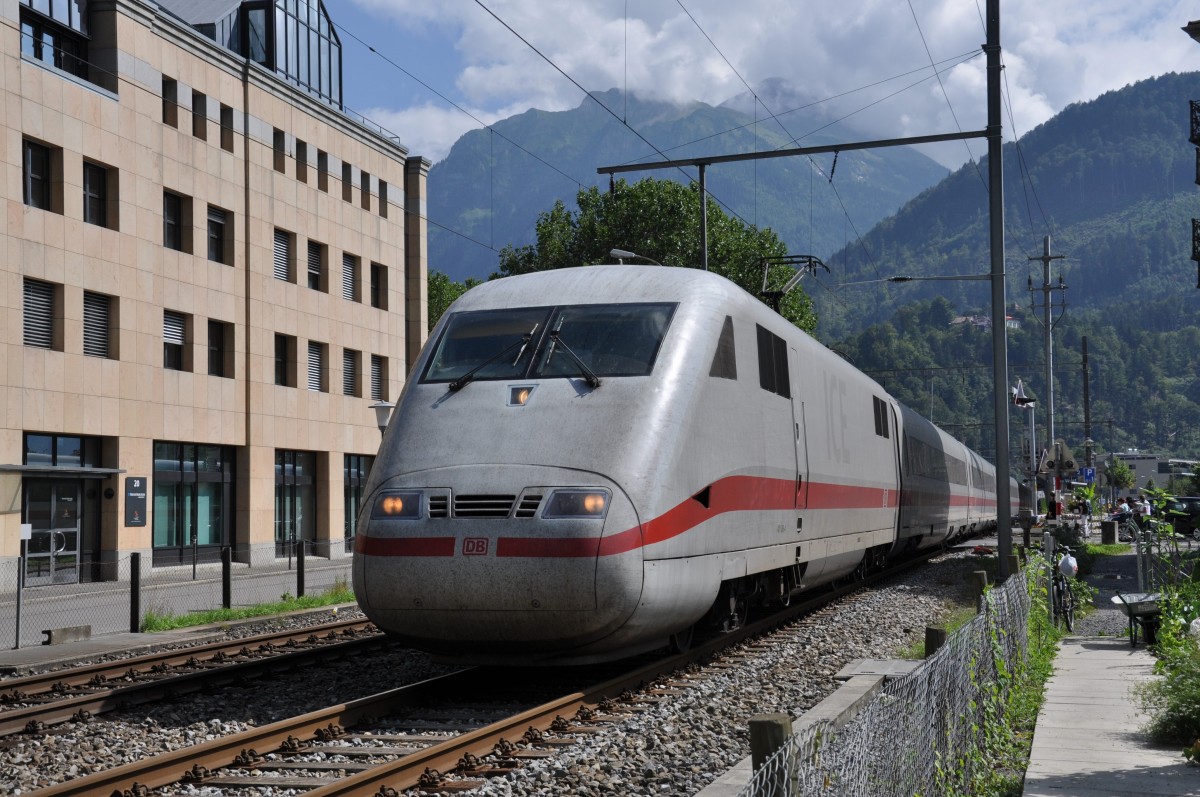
<box><xmin>163</xmin><ymin>191</ymin><xmax>191</xmax><ymax>252</ymax></box>
<box><xmin>359</xmin><ymin>170</ymin><xmax>371</xmax><ymax>211</ymax></box>
<box><xmin>296</xmin><ymin>139</ymin><xmax>308</xmax><ymax>182</ymax></box>
<box><xmin>369</xmin><ymin>263</ymin><xmax>387</xmax><ymax>310</ymax></box>
<box><xmin>20</xmin><ymin>6</ymin><xmax>89</xmax><ymax>80</ymax></box>
<box><xmin>25</xmin><ymin>433</ymin><xmax>100</xmax><ymax>468</ymax></box>
<box><xmin>83</xmin><ymin>161</ymin><xmax>112</xmax><ymax>228</ymax></box>
<box><xmin>370</xmin><ymin>354</ymin><xmax>387</xmax><ymax>401</ymax></box>
<box><xmin>251</xmin><ymin>0</ymin><xmax>343</xmax><ymax>105</ymax></box>
<box><xmin>162</xmin><ymin>77</ymin><xmax>178</xmax><ymax>126</ymax></box>
<box><xmin>342</xmin><ymin>162</ymin><xmax>353</xmax><ymax>202</ymax></box>
<box><xmin>207</xmin><ymin>205</ymin><xmax>230</xmax><ymax>264</ymax></box>
<box><xmin>306</xmin><ymin>240</ymin><xmax>326</xmax><ymax>291</ymax></box>
<box><xmin>275</xmin><ymin>449</ymin><xmax>317</xmax><ymax>555</ymax></box>
<box><xmin>275</xmin><ymin>333</ymin><xmax>295</xmax><ymax>387</ymax></box>
<box><xmin>273</xmin><ymin>228</ymin><xmax>294</xmax><ymax>281</ymax></box>
<box><xmin>343</xmin><ymin>348</ymin><xmax>360</xmax><ymax>396</ymax></box>
<box><xmin>23</xmin><ymin>139</ymin><xmax>55</xmax><ymax>211</ymax></box>
<box><xmin>342</xmin><ymin>253</ymin><xmax>359</xmax><ymax>301</ymax></box>
<box><xmin>344</xmin><ymin>454</ymin><xmax>372</xmax><ymax>550</ymax></box>
<box><xmin>273</xmin><ymin>128</ymin><xmax>286</xmax><ymax>172</ymax></box>
<box><xmin>82</xmin><ymin>291</ymin><xmax>113</xmax><ymax>359</ymax></box>
<box><xmin>23</xmin><ymin>278</ymin><xmax>58</xmax><ymax>350</ymax></box>
<box><xmin>192</xmin><ymin>91</ymin><xmax>208</xmax><ymax>140</ymax></box>
<box><xmin>317</xmin><ymin>150</ymin><xmax>329</xmax><ymax>192</ymax></box>
<box><xmin>152</xmin><ymin>442</ymin><xmax>233</xmax><ymax>565</ymax></box>
<box><xmin>307</xmin><ymin>341</ymin><xmax>327</xmax><ymax>392</ymax></box>
<box><xmin>379</xmin><ymin>180</ymin><xmax>388</xmax><ymax>219</ymax></box>
<box><xmin>164</xmin><ymin>310</ymin><xmax>188</xmax><ymax>371</ymax></box>
<box><xmin>208</xmin><ymin>320</ymin><xmax>232</xmax><ymax>378</ymax></box>
<box><xmin>219</xmin><ymin>104</ymin><xmax>235</xmax><ymax>152</ymax></box>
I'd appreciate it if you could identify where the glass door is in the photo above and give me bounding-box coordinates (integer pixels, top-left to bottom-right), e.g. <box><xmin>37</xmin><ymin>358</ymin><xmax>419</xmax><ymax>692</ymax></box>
<box><xmin>24</xmin><ymin>479</ymin><xmax>81</xmax><ymax>586</ymax></box>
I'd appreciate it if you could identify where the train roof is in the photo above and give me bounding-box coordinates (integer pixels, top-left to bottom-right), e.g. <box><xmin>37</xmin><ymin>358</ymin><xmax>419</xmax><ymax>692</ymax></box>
<box><xmin>448</xmin><ymin>265</ymin><xmax>755</xmax><ymax>314</ymax></box>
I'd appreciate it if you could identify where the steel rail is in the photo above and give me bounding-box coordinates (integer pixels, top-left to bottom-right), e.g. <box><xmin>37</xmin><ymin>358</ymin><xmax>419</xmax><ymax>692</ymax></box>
<box><xmin>1</xmin><ymin>619</ymin><xmax>380</xmax><ymax>736</ymax></box>
<box><xmin>1</xmin><ymin>617</ymin><xmax>375</xmax><ymax>693</ymax></box>
<box><xmin>291</xmin><ymin>548</ymin><xmax>951</xmax><ymax>797</ymax></box>
<box><xmin>24</xmin><ymin>668</ymin><xmax>488</xmax><ymax>797</ymax></box>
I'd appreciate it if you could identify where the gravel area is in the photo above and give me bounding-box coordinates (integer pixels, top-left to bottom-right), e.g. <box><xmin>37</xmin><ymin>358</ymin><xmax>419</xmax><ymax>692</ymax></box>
<box><xmin>1072</xmin><ymin>547</ymin><xmax>1141</xmax><ymax>637</ymax></box>
<box><xmin>0</xmin><ymin>552</ymin><xmax>989</xmax><ymax>796</ymax></box>
<box><xmin>433</xmin><ymin>552</ymin><xmax>987</xmax><ymax>797</ymax></box>
<box><xmin>1</xmin><ymin>607</ymin><xmax>457</xmax><ymax>794</ymax></box>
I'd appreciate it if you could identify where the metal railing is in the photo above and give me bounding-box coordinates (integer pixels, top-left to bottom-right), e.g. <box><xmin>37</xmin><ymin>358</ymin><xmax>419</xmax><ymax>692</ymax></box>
<box><xmin>1</xmin><ymin>540</ymin><xmax>354</xmax><ymax>649</ymax></box>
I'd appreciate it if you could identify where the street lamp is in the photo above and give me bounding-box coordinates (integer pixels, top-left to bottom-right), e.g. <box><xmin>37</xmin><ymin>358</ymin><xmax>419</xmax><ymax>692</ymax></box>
<box><xmin>609</xmin><ymin>248</ymin><xmax>663</xmax><ymax>266</ymax></box>
<box><xmin>369</xmin><ymin>400</ymin><xmax>395</xmax><ymax>437</ymax></box>
<box><xmin>1012</xmin><ymin>380</ymin><xmax>1038</xmax><ymax>547</ymax></box>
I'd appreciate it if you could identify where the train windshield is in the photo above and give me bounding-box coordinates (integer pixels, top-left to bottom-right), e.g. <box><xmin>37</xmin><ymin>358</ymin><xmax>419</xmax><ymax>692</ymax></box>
<box><xmin>422</xmin><ymin>302</ymin><xmax>677</xmax><ymax>385</ymax></box>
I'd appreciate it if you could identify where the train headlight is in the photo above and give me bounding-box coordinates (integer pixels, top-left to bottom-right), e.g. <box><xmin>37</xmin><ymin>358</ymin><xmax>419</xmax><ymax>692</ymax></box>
<box><xmin>371</xmin><ymin>491</ymin><xmax>422</xmax><ymax>519</ymax></box>
<box><xmin>543</xmin><ymin>490</ymin><xmax>610</xmax><ymax>519</ymax></box>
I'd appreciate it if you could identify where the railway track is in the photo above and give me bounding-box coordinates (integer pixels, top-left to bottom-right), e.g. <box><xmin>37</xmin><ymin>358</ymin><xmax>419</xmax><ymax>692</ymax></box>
<box><xmin>20</xmin><ymin>547</ymin><xmax>949</xmax><ymax>796</ymax></box>
<box><xmin>0</xmin><ymin>619</ymin><xmax>385</xmax><ymax>737</ymax></box>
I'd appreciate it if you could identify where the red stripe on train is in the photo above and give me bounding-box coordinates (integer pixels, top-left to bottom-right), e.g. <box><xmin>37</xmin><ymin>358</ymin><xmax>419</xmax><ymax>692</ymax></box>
<box><xmin>357</xmin><ymin>474</ymin><xmax>987</xmax><ymax>560</ymax></box>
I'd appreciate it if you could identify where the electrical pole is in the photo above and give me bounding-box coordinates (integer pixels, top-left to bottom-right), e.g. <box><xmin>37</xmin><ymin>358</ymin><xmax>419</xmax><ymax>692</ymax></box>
<box><xmin>985</xmin><ymin>0</ymin><xmax>1012</xmax><ymax>580</ymax></box>
<box><xmin>1028</xmin><ymin>236</ymin><xmax>1065</xmax><ymax>454</ymax></box>
<box><xmin>1082</xmin><ymin>336</ymin><xmax>1093</xmax><ymax>469</ymax></box>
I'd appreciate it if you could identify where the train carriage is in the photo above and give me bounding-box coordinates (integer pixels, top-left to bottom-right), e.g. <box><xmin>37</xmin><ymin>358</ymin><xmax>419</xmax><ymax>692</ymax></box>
<box><xmin>353</xmin><ymin>265</ymin><xmax>1006</xmax><ymax>664</ymax></box>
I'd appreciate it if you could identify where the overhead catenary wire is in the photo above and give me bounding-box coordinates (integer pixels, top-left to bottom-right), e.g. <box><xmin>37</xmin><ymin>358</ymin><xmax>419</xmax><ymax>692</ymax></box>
<box><xmin>335</xmin><ymin>5</ymin><xmax>1029</xmax><ymax>279</ymax></box>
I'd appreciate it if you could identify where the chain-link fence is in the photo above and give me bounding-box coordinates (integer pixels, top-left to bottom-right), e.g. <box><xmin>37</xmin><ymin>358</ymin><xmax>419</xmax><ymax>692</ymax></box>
<box><xmin>1135</xmin><ymin>525</ymin><xmax>1196</xmax><ymax>590</ymax></box>
<box><xmin>0</xmin><ymin>540</ymin><xmax>354</xmax><ymax>649</ymax></box>
<box><xmin>738</xmin><ymin>570</ymin><xmax>1032</xmax><ymax>797</ymax></box>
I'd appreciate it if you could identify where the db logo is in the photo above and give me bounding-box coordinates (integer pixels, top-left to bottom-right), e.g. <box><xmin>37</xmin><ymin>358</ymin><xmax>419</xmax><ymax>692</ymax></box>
<box><xmin>462</xmin><ymin>538</ymin><xmax>489</xmax><ymax>556</ymax></box>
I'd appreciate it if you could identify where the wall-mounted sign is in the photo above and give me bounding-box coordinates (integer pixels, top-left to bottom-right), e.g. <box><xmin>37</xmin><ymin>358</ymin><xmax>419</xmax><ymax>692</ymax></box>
<box><xmin>125</xmin><ymin>477</ymin><xmax>147</xmax><ymax>527</ymax></box>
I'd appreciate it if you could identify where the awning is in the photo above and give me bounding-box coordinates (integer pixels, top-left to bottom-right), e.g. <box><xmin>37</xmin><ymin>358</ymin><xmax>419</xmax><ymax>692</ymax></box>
<box><xmin>0</xmin><ymin>465</ymin><xmax>126</xmax><ymax>480</ymax></box>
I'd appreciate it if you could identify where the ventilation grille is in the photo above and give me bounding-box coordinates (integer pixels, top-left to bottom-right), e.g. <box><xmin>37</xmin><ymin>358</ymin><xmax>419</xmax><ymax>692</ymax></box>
<box><xmin>428</xmin><ymin>495</ymin><xmax>449</xmax><ymax>519</ymax></box>
<box><xmin>454</xmin><ymin>495</ymin><xmax>516</xmax><ymax>518</ymax></box>
<box><xmin>515</xmin><ymin>495</ymin><xmax>543</xmax><ymax>518</ymax></box>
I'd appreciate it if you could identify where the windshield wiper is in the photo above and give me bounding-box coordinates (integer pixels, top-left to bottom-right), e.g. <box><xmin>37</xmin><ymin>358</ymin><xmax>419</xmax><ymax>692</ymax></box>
<box><xmin>546</xmin><ymin>330</ymin><xmax>601</xmax><ymax>389</ymax></box>
<box><xmin>448</xmin><ymin>324</ymin><xmax>539</xmax><ymax>392</ymax></box>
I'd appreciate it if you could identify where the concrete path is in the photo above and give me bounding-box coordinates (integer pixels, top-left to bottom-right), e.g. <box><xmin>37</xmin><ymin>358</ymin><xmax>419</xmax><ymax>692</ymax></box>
<box><xmin>1022</xmin><ymin>636</ymin><xmax>1200</xmax><ymax>796</ymax></box>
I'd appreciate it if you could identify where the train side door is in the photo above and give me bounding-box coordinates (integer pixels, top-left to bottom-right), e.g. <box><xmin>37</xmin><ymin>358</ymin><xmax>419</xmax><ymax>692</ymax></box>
<box><xmin>888</xmin><ymin>401</ymin><xmax>902</xmax><ymax>529</ymax></box>
<box><xmin>789</xmin><ymin>348</ymin><xmax>809</xmax><ymax>511</ymax></box>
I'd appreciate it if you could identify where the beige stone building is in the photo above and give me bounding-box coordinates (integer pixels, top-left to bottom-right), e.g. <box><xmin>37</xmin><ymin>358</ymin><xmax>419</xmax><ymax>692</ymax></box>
<box><xmin>2</xmin><ymin>0</ymin><xmax>428</xmax><ymax>584</ymax></box>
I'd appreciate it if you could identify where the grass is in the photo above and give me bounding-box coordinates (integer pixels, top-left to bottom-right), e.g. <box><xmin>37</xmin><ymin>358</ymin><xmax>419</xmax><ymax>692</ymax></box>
<box><xmin>897</xmin><ymin>604</ymin><xmax>979</xmax><ymax>660</ymax></box>
<box><xmin>140</xmin><ymin>584</ymin><xmax>355</xmax><ymax>632</ymax></box>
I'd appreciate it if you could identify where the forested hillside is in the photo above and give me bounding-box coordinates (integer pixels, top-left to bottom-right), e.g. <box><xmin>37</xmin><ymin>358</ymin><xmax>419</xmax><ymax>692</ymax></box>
<box><xmin>818</xmin><ymin>72</ymin><xmax>1200</xmax><ymax>339</ymax></box>
<box><xmin>827</xmin><ymin>72</ymin><xmax>1200</xmax><ymax>461</ymax></box>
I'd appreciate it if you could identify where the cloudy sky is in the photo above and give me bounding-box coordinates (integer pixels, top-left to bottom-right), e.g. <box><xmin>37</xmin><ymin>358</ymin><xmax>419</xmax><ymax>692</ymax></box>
<box><xmin>335</xmin><ymin>1</ymin><xmax>1200</xmax><ymax>169</ymax></box>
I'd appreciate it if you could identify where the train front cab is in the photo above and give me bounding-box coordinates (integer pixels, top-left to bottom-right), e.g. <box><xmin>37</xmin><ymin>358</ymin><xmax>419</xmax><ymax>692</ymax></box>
<box><xmin>354</xmin><ymin>464</ymin><xmax>647</xmax><ymax>662</ymax></box>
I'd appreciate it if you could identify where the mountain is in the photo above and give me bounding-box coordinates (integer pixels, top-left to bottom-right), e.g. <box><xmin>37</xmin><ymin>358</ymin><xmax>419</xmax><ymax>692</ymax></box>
<box><xmin>428</xmin><ymin>88</ymin><xmax>949</xmax><ymax>282</ymax></box>
<box><xmin>823</xmin><ymin>72</ymin><xmax>1200</xmax><ymax>460</ymax></box>
<box><xmin>815</xmin><ymin>71</ymin><xmax>1200</xmax><ymax>341</ymax></box>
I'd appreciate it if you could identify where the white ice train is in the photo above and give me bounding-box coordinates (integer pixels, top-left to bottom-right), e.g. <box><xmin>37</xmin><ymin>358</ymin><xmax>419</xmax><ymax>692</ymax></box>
<box><xmin>353</xmin><ymin>265</ymin><xmax>1016</xmax><ymax>664</ymax></box>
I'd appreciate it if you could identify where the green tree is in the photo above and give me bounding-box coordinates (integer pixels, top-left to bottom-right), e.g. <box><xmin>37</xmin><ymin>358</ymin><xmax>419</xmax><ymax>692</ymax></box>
<box><xmin>495</xmin><ymin>178</ymin><xmax>816</xmax><ymax>332</ymax></box>
<box><xmin>428</xmin><ymin>270</ymin><xmax>480</xmax><ymax>331</ymax></box>
<box><xmin>1106</xmin><ymin>458</ymin><xmax>1137</xmax><ymax>496</ymax></box>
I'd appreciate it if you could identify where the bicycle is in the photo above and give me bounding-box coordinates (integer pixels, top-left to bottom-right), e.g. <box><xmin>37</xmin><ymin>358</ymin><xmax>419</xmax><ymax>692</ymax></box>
<box><xmin>1052</xmin><ymin>547</ymin><xmax>1077</xmax><ymax>632</ymax></box>
<box><xmin>1112</xmin><ymin>513</ymin><xmax>1140</xmax><ymax>543</ymax></box>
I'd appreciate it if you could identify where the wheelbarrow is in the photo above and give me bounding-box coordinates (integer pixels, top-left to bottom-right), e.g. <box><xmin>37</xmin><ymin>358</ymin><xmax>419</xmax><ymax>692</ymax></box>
<box><xmin>1111</xmin><ymin>591</ymin><xmax>1161</xmax><ymax>647</ymax></box>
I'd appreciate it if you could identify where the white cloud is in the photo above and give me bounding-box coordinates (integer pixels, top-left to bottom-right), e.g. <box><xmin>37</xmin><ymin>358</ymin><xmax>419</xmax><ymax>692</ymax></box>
<box><xmin>348</xmin><ymin>1</ymin><xmax>1200</xmax><ymax>167</ymax></box>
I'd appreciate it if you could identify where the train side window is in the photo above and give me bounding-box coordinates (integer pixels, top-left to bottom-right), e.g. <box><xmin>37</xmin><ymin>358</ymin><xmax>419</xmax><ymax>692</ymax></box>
<box><xmin>755</xmin><ymin>324</ymin><xmax>789</xmax><ymax>398</ymax></box>
<box><xmin>873</xmin><ymin>396</ymin><xmax>890</xmax><ymax>438</ymax></box>
<box><xmin>708</xmin><ymin>316</ymin><xmax>737</xmax><ymax>380</ymax></box>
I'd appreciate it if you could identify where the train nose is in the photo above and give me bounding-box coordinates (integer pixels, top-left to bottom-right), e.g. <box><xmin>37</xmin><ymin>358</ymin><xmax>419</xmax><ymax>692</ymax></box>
<box><xmin>353</xmin><ymin>467</ymin><xmax>643</xmax><ymax>657</ymax></box>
